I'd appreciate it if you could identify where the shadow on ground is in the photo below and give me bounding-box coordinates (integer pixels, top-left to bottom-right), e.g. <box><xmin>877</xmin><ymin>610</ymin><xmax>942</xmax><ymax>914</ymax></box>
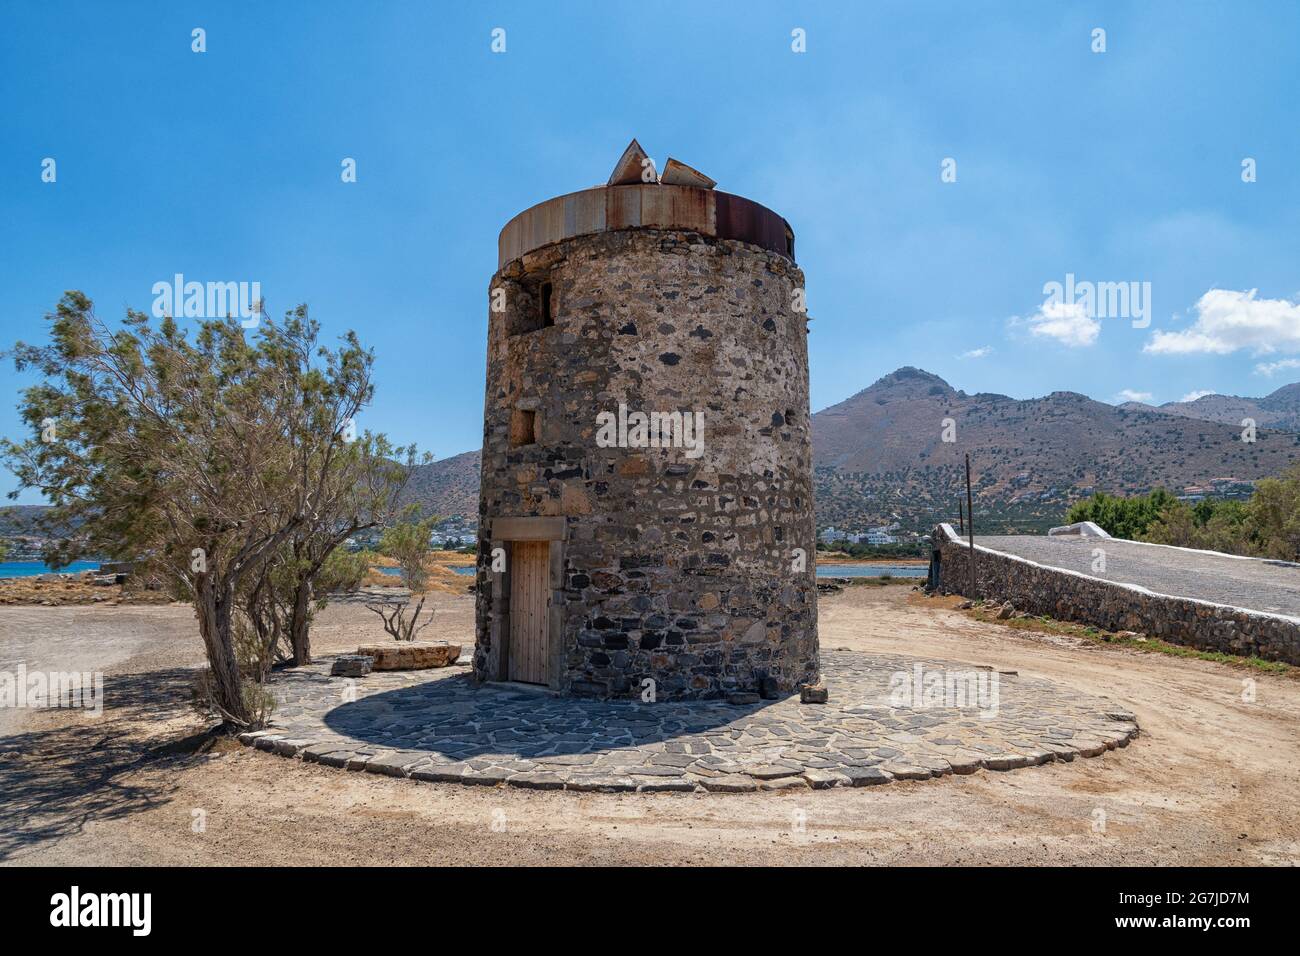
<box><xmin>0</xmin><ymin>667</ymin><xmax>216</xmax><ymax>861</ymax></box>
<box><xmin>317</xmin><ymin>671</ymin><xmax>779</xmax><ymax>760</ymax></box>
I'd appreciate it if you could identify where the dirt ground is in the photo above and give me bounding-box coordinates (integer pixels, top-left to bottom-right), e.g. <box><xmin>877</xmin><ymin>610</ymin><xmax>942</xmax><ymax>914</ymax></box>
<box><xmin>2</xmin><ymin>585</ymin><xmax>1297</xmax><ymax>866</ymax></box>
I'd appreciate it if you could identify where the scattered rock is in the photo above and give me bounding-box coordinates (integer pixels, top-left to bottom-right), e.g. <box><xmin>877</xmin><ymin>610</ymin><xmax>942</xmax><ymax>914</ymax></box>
<box><xmin>800</xmin><ymin>683</ymin><xmax>828</xmax><ymax>704</ymax></box>
<box><xmin>747</xmin><ymin>765</ymin><xmax>802</xmax><ymax>780</ymax></box>
<box><xmin>507</xmin><ymin>771</ymin><xmax>566</xmax><ymax>790</ymax></box>
<box><xmin>330</xmin><ymin>655</ymin><xmax>373</xmax><ymax>678</ymax></box>
<box><xmin>726</xmin><ymin>691</ymin><xmax>760</xmax><ymax>705</ymax></box>
<box><xmin>841</xmin><ymin>766</ymin><xmax>893</xmax><ymax>787</ymax></box>
<box><xmin>802</xmin><ymin>768</ymin><xmax>849</xmax><ymax>789</ymax></box>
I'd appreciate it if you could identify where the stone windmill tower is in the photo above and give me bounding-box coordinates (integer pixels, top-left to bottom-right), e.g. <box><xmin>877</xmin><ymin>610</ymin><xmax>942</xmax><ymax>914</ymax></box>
<box><xmin>473</xmin><ymin>140</ymin><xmax>819</xmax><ymax>700</ymax></box>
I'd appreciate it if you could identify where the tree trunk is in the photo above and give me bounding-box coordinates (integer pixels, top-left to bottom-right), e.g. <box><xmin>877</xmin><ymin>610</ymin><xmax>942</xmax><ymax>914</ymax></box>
<box><xmin>196</xmin><ymin>576</ymin><xmax>250</xmax><ymax>726</ymax></box>
<box><xmin>290</xmin><ymin>577</ymin><xmax>313</xmax><ymax>665</ymax></box>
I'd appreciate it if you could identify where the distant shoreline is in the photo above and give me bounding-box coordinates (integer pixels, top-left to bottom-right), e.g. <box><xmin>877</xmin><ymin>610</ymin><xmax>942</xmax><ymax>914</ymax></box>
<box><xmin>817</xmin><ymin>556</ymin><xmax>927</xmax><ymax>566</ymax></box>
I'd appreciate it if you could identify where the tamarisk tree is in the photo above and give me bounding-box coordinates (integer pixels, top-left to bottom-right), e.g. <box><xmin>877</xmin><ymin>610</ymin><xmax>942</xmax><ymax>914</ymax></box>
<box><xmin>3</xmin><ymin>292</ymin><xmax>421</xmax><ymax>726</ymax></box>
<box><xmin>244</xmin><ymin>429</ymin><xmax>418</xmax><ymax>666</ymax></box>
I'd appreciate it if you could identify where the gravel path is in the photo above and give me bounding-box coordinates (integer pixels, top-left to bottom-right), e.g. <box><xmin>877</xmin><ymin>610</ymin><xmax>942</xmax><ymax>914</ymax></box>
<box><xmin>975</xmin><ymin>535</ymin><xmax>1300</xmax><ymax>617</ymax></box>
<box><xmin>3</xmin><ymin>588</ymin><xmax>1298</xmax><ymax>865</ymax></box>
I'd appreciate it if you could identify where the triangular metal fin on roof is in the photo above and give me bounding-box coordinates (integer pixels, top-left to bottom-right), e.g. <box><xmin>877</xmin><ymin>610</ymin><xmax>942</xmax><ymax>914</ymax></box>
<box><xmin>608</xmin><ymin>138</ymin><xmax>655</xmax><ymax>186</ymax></box>
<box><xmin>660</xmin><ymin>157</ymin><xmax>716</xmax><ymax>189</ymax></box>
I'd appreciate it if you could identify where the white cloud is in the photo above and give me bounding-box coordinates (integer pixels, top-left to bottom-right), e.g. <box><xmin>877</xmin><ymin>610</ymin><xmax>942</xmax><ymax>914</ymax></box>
<box><xmin>1255</xmin><ymin>358</ymin><xmax>1300</xmax><ymax>377</ymax></box>
<box><xmin>1144</xmin><ymin>289</ymin><xmax>1300</xmax><ymax>355</ymax></box>
<box><xmin>1180</xmin><ymin>389</ymin><xmax>1215</xmax><ymax>402</ymax></box>
<box><xmin>1025</xmin><ymin>301</ymin><xmax>1100</xmax><ymax>348</ymax></box>
<box><xmin>1115</xmin><ymin>389</ymin><xmax>1154</xmax><ymax>403</ymax></box>
<box><xmin>958</xmin><ymin>346</ymin><xmax>993</xmax><ymax>359</ymax></box>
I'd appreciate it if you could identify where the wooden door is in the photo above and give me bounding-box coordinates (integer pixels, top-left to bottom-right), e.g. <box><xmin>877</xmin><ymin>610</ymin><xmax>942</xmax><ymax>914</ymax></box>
<box><xmin>508</xmin><ymin>541</ymin><xmax>550</xmax><ymax>683</ymax></box>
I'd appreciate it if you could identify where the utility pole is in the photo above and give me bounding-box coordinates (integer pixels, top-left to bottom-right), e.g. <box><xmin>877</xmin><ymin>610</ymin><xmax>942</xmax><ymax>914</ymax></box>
<box><xmin>965</xmin><ymin>452</ymin><xmax>976</xmax><ymax>599</ymax></box>
<box><xmin>957</xmin><ymin>499</ymin><xmax>964</xmax><ymax>535</ymax></box>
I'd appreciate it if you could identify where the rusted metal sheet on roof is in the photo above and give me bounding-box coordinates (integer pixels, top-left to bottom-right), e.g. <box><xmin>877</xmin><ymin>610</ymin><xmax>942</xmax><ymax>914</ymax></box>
<box><xmin>532</xmin><ymin>196</ymin><xmax>565</xmax><ymax>255</ymax></box>
<box><xmin>498</xmin><ymin>215</ymin><xmax>524</xmax><ymax>266</ymax></box>
<box><xmin>641</xmin><ymin>184</ymin><xmax>714</xmax><ymax>233</ymax></box>
<box><xmin>714</xmin><ymin>191</ymin><xmax>793</xmax><ymax>259</ymax></box>
<box><xmin>497</xmin><ymin>185</ymin><xmax>794</xmax><ymax>268</ymax></box>
<box><xmin>660</xmin><ymin>158</ymin><xmax>716</xmax><ymax>189</ymax></box>
<box><xmin>564</xmin><ymin>189</ymin><xmax>605</xmax><ymax>237</ymax></box>
<box><xmin>605</xmin><ymin>186</ymin><xmax>642</xmax><ymax>230</ymax></box>
<box><xmin>608</xmin><ymin>138</ymin><xmax>652</xmax><ymax>186</ymax></box>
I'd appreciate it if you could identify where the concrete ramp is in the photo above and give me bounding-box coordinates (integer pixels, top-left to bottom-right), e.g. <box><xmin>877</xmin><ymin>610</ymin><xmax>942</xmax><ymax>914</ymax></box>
<box><xmin>932</xmin><ymin>523</ymin><xmax>1300</xmax><ymax>664</ymax></box>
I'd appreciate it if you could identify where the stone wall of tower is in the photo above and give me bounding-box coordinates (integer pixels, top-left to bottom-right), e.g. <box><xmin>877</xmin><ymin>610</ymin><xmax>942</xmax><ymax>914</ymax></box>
<box><xmin>474</xmin><ymin>228</ymin><xmax>819</xmax><ymax>699</ymax></box>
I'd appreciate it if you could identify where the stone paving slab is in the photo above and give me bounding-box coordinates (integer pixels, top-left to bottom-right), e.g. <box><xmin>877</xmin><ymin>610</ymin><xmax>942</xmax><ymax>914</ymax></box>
<box><xmin>239</xmin><ymin>651</ymin><xmax>1139</xmax><ymax>794</ymax></box>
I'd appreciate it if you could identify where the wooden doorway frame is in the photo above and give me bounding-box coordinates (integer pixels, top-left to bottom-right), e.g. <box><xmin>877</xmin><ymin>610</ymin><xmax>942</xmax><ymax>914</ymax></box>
<box><xmin>485</xmin><ymin>516</ymin><xmax>566</xmax><ymax>690</ymax></box>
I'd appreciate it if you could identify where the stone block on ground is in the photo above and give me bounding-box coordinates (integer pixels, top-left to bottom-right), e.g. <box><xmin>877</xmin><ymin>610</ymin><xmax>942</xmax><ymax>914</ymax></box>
<box><xmin>800</xmin><ymin>683</ymin><xmax>828</xmax><ymax>704</ymax></box>
<box><xmin>331</xmin><ymin>655</ymin><xmax>373</xmax><ymax>677</ymax></box>
<box><xmin>356</xmin><ymin>641</ymin><xmax>462</xmax><ymax>671</ymax></box>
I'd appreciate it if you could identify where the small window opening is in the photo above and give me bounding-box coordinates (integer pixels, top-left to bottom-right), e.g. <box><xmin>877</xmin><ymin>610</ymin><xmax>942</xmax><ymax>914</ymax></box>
<box><xmin>510</xmin><ymin>409</ymin><xmax>537</xmax><ymax>448</ymax></box>
<box><xmin>507</xmin><ymin>274</ymin><xmax>555</xmax><ymax>337</ymax></box>
<box><xmin>540</xmin><ymin>282</ymin><xmax>554</xmax><ymax>328</ymax></box>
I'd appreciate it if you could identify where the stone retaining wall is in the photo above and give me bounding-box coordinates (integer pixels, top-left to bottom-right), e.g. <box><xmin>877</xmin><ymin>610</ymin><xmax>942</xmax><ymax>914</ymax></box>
<box><xmin>931</xmin><ymin>523</ymin><xmax>1300</xmax><ymax>664</ymax></box>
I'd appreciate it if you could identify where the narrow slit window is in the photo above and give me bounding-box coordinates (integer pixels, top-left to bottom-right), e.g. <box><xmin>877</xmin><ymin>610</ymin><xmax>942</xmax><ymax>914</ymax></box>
<box><xmin>540</xmin><ymin>282</ymin><xmax>554</xmax><ymax>327</ymax></box>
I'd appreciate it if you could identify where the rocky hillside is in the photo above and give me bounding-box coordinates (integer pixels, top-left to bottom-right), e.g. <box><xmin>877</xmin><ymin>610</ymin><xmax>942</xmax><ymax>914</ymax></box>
<box><xmin>810</xmin><ymin>368</ymin><xmax>1300</xmax><ymax>531</ymax></box>
<box><xmin>367</xmin><ymin>368</ymin><xmax>1300</xmax><ymax>534</ymax></box>
<box><xmin>397</xmin><ymin>449</ymin><xmax>481</xmax><ymax>518</ymax></box>
<box><xmin>8</xmin><ymin>369</ymin><xmax>1297</xmax><ymax>541</ymax></box>
<box><xmin>1122</xmin><ymin>382</ymin><xmax>1300</xmax><ymax>432</ymax></box>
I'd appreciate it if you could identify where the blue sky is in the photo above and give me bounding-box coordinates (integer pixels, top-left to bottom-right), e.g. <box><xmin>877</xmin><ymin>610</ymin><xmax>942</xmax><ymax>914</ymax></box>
<box><xmin>2</xmin><ymin>1</ymin><xmax>1298</xmax><ymax>503</ymax></box>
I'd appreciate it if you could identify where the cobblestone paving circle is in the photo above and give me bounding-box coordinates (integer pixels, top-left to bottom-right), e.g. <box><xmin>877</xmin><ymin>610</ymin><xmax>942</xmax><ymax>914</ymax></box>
<box><xmin>239</xmin><ymin>651</ymin><xmax>1139</xmax><ymax>793</ymax></box>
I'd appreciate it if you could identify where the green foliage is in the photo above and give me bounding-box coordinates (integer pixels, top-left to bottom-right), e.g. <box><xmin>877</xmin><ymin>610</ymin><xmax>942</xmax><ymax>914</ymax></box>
<box><xmin>1144</xmin><ymin>498</ymin><xmax>1251</xmax><ymax>553</ymax></box>
<box><xmin>1064</xmin><ymin>488</ymin><xmax>1179</xmax><ymax>540</ymax></box>
<box><xmin>378</xmin><ymin>514</ymin><xmax>439</xmax><ymax>592</ymax></box>
<box><xmin>1243</xmin><ymin>464</ymin><xmax>1300</xmax><ymax>560</ymax></box>
<box><xmin>319</xmin><ymin>547</ymin><xmax>369</xmax><ymax>596</ymax></box>
<box><xmin>1</xmin><ymin>292</ymin><xmax>420</xmax><ymax>724</ymax></box>
<box><xmin>1065</xmin><ymin>470</ymin><xmax>1300</xmax><ymax>561</ymax></box>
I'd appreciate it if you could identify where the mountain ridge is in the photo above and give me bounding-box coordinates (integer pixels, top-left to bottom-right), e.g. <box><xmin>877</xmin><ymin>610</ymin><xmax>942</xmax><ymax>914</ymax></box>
<box><xmin>7</xmin><ymin>369</ymin><xmax>1297</xmax><ymax>538</ymax></box>
<box><xmin>395</xmin><ymin>368</ymin><xmax>1299</xmax><ymax>532</ymax></box>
